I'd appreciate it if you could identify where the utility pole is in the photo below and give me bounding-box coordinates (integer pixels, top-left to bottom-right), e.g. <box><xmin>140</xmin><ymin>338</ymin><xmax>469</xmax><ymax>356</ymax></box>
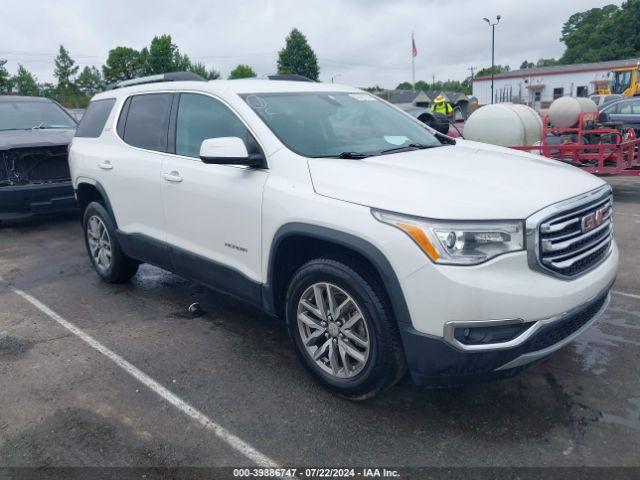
<box><xmin>483</xmin><ymin>15</ymin><xmax>501</xmax><ymax>104</ymax></box>
<box><xmin>467</xmin><ymin>66</ymin><xmax>476</xmax><ymax>94</ymax></box>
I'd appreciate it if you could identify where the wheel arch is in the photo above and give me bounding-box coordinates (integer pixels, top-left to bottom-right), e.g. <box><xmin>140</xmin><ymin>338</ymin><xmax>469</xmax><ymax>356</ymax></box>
<box><xmin>265</xmin><ymin>223</ymin><xmax>412</xmax><ymax>327</ymax></box>
<box><xmin>75</xmin><ymin>180</ymin><xmax>118</xmax><ymax>227</ymax></box>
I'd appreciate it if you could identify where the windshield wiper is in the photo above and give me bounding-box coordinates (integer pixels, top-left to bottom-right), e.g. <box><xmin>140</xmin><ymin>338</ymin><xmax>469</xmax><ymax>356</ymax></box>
<box><xmin>378</xmin><ymin>143</ymin><xmax>439</xmax><ymax>155</ymax></box>
<box><xmin>337</xmin><ymin>151</ymin><xmax>371</xmax><ymax>159</ymax></box>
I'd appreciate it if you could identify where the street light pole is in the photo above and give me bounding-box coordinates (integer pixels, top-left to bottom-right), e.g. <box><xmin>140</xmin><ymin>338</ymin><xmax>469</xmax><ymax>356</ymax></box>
<box><xmin>483</xmin><ymin>15</ymin><xmax>501</xmax><ymax>104</ymax></box>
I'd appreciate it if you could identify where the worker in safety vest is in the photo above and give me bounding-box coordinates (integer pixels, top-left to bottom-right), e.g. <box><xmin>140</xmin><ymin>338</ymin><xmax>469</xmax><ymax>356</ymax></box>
<box><xmin>431</xmin><ymin>94</ymin><xmax>453</xmax><ymax>117</ymax></box>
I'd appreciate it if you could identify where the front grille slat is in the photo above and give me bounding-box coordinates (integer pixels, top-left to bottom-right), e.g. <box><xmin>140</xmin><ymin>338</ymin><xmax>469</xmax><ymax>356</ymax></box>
<box><xmin>541</xmin><ymin>220</ymin><xmax>611</xmax><ymax>253</ymax></box>
<box><xmin>537</xmin><ymin>194</ymin><xmax>613</xmax><ymax>278</ymax></box>
<box><xmin>541</xmin><ymin>197</ymin><xmax>611</xmax><ymax>233</ymax></box>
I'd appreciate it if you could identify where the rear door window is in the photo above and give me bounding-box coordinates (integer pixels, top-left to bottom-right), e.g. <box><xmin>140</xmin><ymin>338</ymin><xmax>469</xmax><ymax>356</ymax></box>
<box><xmin>75</xmin><ymin>98</ymin><xmax>116</xmax><ymax>138</ymax></box>
<box><xmin>121</xmin><ymin>93</ymin><xmax>173</xmax><ymax>152</ymax></box>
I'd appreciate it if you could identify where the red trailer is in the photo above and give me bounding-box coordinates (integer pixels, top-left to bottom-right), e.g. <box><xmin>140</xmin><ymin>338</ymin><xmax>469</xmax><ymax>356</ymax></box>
<box><xmin>510</xmin><ymin>111</ymin><xmax>640</xmax><ymax>176</ymax></box>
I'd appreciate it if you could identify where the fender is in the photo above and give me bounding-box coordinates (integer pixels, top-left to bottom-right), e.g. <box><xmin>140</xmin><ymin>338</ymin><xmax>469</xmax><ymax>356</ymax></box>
<box><xmin>265</xmin><ymin>223</ymin><xmax>412</xmax><ymax>326</ymax></box>
<box><xmin>75</xmin><ymin>178</ymin><xmax>118</xmax><ymax>228</ymax></box>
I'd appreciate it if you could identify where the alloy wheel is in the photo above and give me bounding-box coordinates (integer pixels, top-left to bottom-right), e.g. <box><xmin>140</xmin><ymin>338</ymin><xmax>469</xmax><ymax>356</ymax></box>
<box><xmin>86</xmin><ymin>215</ymin><xmax>112</xmax><ymax>272</ymax></box>
<box><xmin>296</xmin><ymin>282</ymin><xmax>371</xmax><ymax>379</ymax></box>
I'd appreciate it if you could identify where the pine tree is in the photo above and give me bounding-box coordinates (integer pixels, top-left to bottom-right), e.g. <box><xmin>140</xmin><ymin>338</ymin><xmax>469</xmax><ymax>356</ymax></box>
<box><xmin>277</xmin><ymin>28</ymin><xmax>319</xmax><ymax>81</ymax></box>
<box><xmin>54</xmin><ymin>45</ymin><xmax>79</xmax><ymax>92</ymax></box>
<box><xmin>13</xmin><ymin>65</ymin><xmax>39</xmax><ymax>96</ymax></box>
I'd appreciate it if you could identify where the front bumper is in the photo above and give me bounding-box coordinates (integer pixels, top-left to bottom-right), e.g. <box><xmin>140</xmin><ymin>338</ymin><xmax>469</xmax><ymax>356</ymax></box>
<box><xmin>401</xmin><ymin>285</ymin><xmax>611</xmax><ymax>386</ymax></box>
<box><xmin>0</xmin><ymin>182</ymin><xmax>77</xmax><ymax>221</ymax></box>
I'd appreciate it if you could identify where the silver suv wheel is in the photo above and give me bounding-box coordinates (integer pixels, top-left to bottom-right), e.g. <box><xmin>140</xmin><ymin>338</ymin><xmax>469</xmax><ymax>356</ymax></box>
<box><xmin>296</xmin><ymin>282</ymin><xmax>370</xmax><ymax>379</ymax></box>
<box><xmin>86</xmin><ymin>215</ymin><xmax>112</xmax><ymax>273</ymax></box>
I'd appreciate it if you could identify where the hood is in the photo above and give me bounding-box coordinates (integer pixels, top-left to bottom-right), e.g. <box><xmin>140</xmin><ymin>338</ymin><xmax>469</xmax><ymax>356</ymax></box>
<box><xmin>0</xmin><ymin>129</ymin><xmax>75</xmax><ymax>151</ymax></box>
<box><xmin>308</xmin><ymin>139</ymin><xmax>605</xmax><ymax>220</ymax></box>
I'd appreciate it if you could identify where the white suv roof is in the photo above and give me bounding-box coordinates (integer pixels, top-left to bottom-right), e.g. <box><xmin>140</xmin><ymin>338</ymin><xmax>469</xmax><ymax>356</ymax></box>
<box><xmin>93</xmin><ymin>79</ymin><xmax>360</xmax><ymax>101</ymax></box>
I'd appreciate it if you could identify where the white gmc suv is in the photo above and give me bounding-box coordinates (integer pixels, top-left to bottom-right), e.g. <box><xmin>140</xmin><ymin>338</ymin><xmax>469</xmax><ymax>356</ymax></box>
<box><xmin>69</xmin><ymin>72</ymin><xmax>618</xmax><ymax>399</ymax></box>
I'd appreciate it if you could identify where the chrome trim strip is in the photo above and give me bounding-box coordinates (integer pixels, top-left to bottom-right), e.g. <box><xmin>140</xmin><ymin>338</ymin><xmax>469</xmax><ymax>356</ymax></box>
<box><xmin>541</xmin><ymin>220</ymin><xmax>611</xmax><ymax>253</ymax></box>
<box><xmin>442</xmin><ymin>281</ymin><xmax>613</xmax><ymax>352</ymax></box>
<box><xmin>543</xmin><ymin>236</ymin><xmax>611</xmax><ymax>269</ymax></box>
<box><xmin>526</xmin><ymin>184</ymin><xmax>613</xmax><ymax>280</ymax></box>
<box><xmin>495</xmin><ymin>292</ymin><xmax>611</xmax><ymax>371</ymax></box>
<box><xmin>540</xmin><ymin>197</ymin><xmax>611</xmax><ymax>233</ymax></box>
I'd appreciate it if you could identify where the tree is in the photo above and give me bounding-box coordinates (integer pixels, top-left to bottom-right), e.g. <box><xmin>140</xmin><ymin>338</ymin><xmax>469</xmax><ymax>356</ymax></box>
<box><xmin>39</xmin><ymin>82</ymin><xmax>56</xmax><ymax>98</ymax></box>
<box><xmin>475</xmin><ymin>65</ymin><xmax>510</xmax><ymax>78</ymax></box>
<box><xmin>559</xmin><ymin>2</ymin><xmax>639</xmax><ymax>64</ymax></box>
<box><xmin>77</xmin><ymin>66</ymin><xmax>104</xmax><ymax>96</ymax></box>
<box><xmin>0</xmin><ymin>59</ymin><xmax>11</xmax><ymax>94</ymax></box>
<box><xmin>12</xmin><ymin>65</ymin><xmax>39</xmax><ymax>96</ymax></box>
<box><xmin>536</xmin><ymin>58</ymin><xmax>560</xmax><ymax>67</ymax></box>
<box><xmin>189</xmin><ymin>62</ymin><xmax>220</xmax><ymax>80</ymax></box>
<box><xmin>103</xmin><ymin>47</ymin><xmax>144</xmax><ymax>84</ymax></box>
<box><xmin>229</xmin><ymin>64</ymin><xmax>256</xmax><ymax>79</ymax></box>
<box><xmin>53</xmin><ymin>45</ymin><xmax>78</xmax><ymax>92</ymax></box>
<box><xmin>396</xmin><ymin>81</ymin><xmax>413</xmax><ymax>90</ymax></box>
<box><xmin>277</xmin><ymin>28</ymin><xmax>319</xmax><ymax>81</ymax></box>
<box><xmin>520</xmin><ymin>60</ymin><xmax>535</xmax><ymax>69</ymax></box>
<box><xmin>142</xmin><ymin>34</ymin><xmax>191</xmax><ymax>75</ymax></box>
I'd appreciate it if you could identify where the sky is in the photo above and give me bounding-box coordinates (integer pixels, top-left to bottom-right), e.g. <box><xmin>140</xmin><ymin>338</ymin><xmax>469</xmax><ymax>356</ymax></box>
<box><xmin>1</xmin><ymin>0</ymin><xmax>623</xmax><ymax>89</ymax></box>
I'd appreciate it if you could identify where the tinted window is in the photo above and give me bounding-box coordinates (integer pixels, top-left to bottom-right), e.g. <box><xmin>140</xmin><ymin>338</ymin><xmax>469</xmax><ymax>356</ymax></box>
<box><xmin>122</xmin><ymin>93</ymin><xmax>172</xmax><ymax>151</ymax></box>
<box><xmin>176</xmin><ymin>93</ymin><xmax>248</xmax><ymax>158</ymax></box>
<box><xmin>0</xmin><ymin>100</ymin><xmax>76</xmax><ymax>131</ymax></box>
<box><xmin>75</xmin><ymin>98</ymin><xmax>116</xmax><ymax>138</ymax></box>
<box><xmin>590</xmin><ymin>95</ymin><xmax>600</xmax><ymax>104</ymax></box>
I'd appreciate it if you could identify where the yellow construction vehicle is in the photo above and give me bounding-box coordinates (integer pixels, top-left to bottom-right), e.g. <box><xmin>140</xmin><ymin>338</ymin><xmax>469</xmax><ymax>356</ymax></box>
<box><xmin>595</xmin><ymin>63</ymin><xmax>640</xmax><ymax>96</ymax></box>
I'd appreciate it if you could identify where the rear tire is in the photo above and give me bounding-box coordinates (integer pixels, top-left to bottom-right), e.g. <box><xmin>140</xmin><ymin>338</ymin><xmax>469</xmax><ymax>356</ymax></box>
<box><xmin>82</xmin><ymin>201</ymin><xmax>138</xmax><ymax>283</ymax></box>
<box><xmin>285</xmin><ymin>258</ymin><xmax>406</xmax><ymax>400</ymax></box>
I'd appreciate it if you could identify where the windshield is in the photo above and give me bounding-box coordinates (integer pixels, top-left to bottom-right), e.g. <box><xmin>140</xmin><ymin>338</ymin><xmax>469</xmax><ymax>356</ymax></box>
<box><xmin>611</xmin><ymin>71</ymin><xmax>632</xmax><ymax>94</ymax></box>
<box><xmin>0</xmin><ymin>100</ymin><xmax>77</xmax><ymax>131</ymax></box>
<box><xmin>241</xmin><ymin>92</ymin><xmax>442</xmax><ymax>158</ymax></box>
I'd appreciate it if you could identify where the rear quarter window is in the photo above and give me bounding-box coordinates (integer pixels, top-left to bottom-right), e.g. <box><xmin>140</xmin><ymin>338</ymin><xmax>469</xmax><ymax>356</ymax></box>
<box><xmin>75</xmin><ymin>98</ymin><xmax>116</xmax><ymax>138</ymax></box>
<box><xmin>120</xmin><ymin>93</ymin><xmax>173</xmax><ymax>152</ymax></box>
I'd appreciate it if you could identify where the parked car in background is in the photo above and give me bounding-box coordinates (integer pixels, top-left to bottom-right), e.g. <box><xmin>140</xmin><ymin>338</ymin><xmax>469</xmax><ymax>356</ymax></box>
<box><xmin>70</xmin><ymin>74</ymin><xmax>617</xmax><ymax>399</ymax></box>
<box><xmin>598</xmin><ymin>97</ymin><xmax>640</xmax><ymax>133</ymax></box>
<box><xmin>589</xmin><ymin>93</ymin><xmax>622</xmax><ymax>107</ymax></box>
<box><xmin>0</xmin><ymin>96</ymin><xmax>78</xmax><ymax>222</ymax></box>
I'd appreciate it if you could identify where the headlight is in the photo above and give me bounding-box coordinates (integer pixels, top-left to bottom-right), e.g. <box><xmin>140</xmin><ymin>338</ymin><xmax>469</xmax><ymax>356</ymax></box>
<box><xmin>372</xmin><ymin>210</ymin><xmax>524</xmax><ymax>265</ymax></box>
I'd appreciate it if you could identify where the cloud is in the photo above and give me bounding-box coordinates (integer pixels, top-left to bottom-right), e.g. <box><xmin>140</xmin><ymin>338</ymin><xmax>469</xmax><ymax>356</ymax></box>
<box><xmin>0</xmin><ymin>0</ymin><xmax>622</xmax><ymax>88</ymax></box>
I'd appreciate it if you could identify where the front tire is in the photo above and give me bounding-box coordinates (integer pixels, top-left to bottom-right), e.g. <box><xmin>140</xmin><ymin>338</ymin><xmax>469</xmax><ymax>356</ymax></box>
<box><xmin>285</xmin><ymin>258</ymin><xmax>406</xmax><ymax>400</ymax></box>
<box><xmin>82</xmin><ymin>201</ymin><xmax>138</xmax><ymax>283</ymax></box>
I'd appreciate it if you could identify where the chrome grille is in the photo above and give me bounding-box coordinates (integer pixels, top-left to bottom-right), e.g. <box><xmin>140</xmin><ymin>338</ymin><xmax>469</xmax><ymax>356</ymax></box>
<box><xmin>537</xmin><ymin>194</ymin><xmax>613</xmax><ymax>277</ymax></box>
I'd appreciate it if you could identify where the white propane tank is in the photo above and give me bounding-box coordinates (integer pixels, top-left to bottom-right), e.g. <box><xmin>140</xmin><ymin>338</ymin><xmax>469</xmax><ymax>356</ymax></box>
<box><xmin>548</xmin><ymin>96</ymin><xmax>598</xmax><ymax>128</ymax></box>
<box><xmin>463</xmin><ymin>103</ymin><xmax>543</xmax><ymax>147</ymax></box>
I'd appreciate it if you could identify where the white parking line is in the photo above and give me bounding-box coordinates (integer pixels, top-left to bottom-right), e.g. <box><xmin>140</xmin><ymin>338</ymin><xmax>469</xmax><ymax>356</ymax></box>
<box><xmin>612</xmin><ymin>290</ymin><xmax>640</xmax><ymax>301</ymax></box>
<box><xmin>10</xmin><ymin>286</ymin><xmax>281</xmax><ymax>468</ymax></box>
<box><xmin>615</xmin><ymin>212</ymin><xmax>640</xmax><ymax>218</ymax></box>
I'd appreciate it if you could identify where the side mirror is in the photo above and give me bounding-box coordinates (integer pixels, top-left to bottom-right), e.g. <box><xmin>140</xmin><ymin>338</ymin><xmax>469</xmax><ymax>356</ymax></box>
<box><xmin>199</xmin><ymin>137</ymin><xmax>265</xmax><ymax>168</ymax></box>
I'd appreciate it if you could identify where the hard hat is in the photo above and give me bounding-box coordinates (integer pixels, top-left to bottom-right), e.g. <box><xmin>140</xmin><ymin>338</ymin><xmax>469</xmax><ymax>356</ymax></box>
<box><xmin>434</xmin><ymin>94</ymin><xmax>446</xmax><ymax>103</ymax></box>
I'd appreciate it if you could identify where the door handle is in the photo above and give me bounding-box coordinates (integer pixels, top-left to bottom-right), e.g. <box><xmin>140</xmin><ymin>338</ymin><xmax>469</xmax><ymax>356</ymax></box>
<box><xmin>162</xmin><ymin>171</ymin><xmax>183</xmax><ymax>183</ymax></box>
<box><xmin>97</xmin><ymin>161</ymin><xmax>113</xmax><ymax>170</ymax></box>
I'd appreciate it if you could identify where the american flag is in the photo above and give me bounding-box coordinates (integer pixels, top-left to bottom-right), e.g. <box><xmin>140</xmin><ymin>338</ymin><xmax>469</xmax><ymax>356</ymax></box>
<box><xmin>412</xmin><ymin>33</ymin><xmax>418</xmax><ymax>58</ymax></box>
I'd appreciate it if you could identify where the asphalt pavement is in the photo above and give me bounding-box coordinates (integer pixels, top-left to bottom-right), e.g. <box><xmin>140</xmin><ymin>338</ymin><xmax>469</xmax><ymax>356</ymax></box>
<box><xmin>0</xmin><ymin>177</ymin><xmax>638</xmax><ymax>470</ymax></box>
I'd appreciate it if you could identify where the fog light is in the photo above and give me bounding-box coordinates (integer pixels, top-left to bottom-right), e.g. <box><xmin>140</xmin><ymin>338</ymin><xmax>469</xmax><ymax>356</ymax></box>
<box><xmin>453</xmin><ymin>322</ymin><xmax>533</xmax><ymax>346</ymax></box>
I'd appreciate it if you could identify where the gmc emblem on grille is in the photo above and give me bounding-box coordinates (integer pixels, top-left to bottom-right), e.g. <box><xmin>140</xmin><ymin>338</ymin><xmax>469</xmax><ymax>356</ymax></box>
<box><xmin>581</xmin><ymin>206</ymin><xmax>608</xmax><ymax>233</ymax></box>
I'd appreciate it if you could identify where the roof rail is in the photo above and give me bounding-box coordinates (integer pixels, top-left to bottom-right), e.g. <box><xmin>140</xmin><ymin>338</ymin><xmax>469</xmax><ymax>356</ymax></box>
<box><xmin>106</xmin><ymin>71</ymin><xmax>206</xmax><ymax>90</ymax></box>
<box><xmin>267</xmin><ymin>74</ymin><xmax>315</xmax><ymax>82</ymax></box>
